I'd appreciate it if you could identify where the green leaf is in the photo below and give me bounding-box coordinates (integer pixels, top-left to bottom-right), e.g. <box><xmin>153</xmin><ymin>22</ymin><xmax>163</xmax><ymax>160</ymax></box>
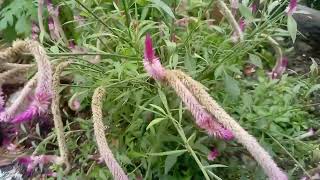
<box><xmin>147</xmin><ymin>149</ymin><xmax>187</xmax><ymax>156</ymax></box>
<box><xmin>50</xmin><ymin>46</ymin><xmax>60</xmax><ymax>53</ymax></box>
<box><xmin>242</xmin><ymin>93</ymin><xmax>252</xmax><ymax>110</ymax></box>
<box><xmin>267</xmin><ymin>1</ymin><xmax>280</xmax><ymax>14</ymax></box>
<box><xmin>158</xmin><ymin>88</ymin><xmax>170</xmax><ymax>112</ymax></box>
<box><xmin>214</xmin><ymin>64</ymin><xmax>224</xmax><ymax>79</ymax></box>
<box><xmin>249</xmin><ymin>54</ymin><xmax>263</xmax><ymax>68</ymax></box>
<box><xmin>287</xmin><ymin>15</ymin><xmax>297</xmax><ymax>43</ymax></box>
<box><xmin>169</xmin><ymin>53</ymin><xmax>179</xmax><ymax>69</ymax></box>
<box><xmin>15</xmin><ymin>16</ymin><xmax>30</xmax><ymax>34</ymax></box>
<box><xmin>238</xmin><ymin>4</ymin><xmax>253</xmax><ymax>20</ymax></box>
<box><xmin>146</xmin><ymin>118</ymin><xmax>166</xmax><ymax>130</ymax></box>
<box><xmin>149</xmin><ymin>0</ymin><xmax>175</xmax><ymax>19</ymax></box>
<box><xmin>149</xmin><ymin>104</ymin><xmax>166</xmax><ymax>115</ymax></box>
<box><xmin>306</xmin><ymin>84</ymin><xmax>320</xmax><ymax>97</ymax></box>
<box><xmin>187</xmin><ymin>132</ymin><xmax>197</xmax><ymax>145</ymax></box>
<box><xmin>224</xmin><ymin>74</ymin><xmax>240</xmax><ymax>97</ymax></box>
<box><xmin>310</xmin><ymin>58</ymin><xmax>318</xmax><ymax>74</ymax></box>
<box><xmin>204</xmin><ymin>164</ymin><xmax>228</xmax><ymax>169</ymax></box>
<box><xmin>165</xmin><ymin>154</ymin><xmax>178</xmax><ymax>174</ymax></box>
<box><xmin>184</xmin><ymin>52</ymin><xmax>196</xmax><ymax>74</ymax></box>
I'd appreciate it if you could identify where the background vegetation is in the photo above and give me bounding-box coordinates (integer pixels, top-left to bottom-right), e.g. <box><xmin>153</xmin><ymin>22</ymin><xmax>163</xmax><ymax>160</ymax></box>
<box><xmin>1</xmin><ymin>0</ymin><xmax>320</xmax><ymax>179</ymax></box>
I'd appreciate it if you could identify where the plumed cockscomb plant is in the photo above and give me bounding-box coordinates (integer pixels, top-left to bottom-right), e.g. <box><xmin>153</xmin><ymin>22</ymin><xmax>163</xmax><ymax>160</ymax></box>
<box><xmin>143</xmin><ymin>34</ymin><xmax>288</xmax><ymax>180</ymax></box>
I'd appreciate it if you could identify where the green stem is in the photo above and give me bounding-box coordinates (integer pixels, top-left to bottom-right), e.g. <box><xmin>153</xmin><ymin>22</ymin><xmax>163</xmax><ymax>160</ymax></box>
<box><xmin>121</xmin><ymin>0</ymin><xmax>131</xmax><ymax>27</ymax></box>
<box><xmin>267</xmin><ymin>133</ymin><xmax>311</xmax><ymax>178</ymax></box>
<box><xmin>168</xmin><ymin>115</ymin><xmax>211</xmax><ymax>180</ymax></box>
<box><xmin>74</xmin><ymin>0</ymin><xmax>131</xmax><ymax>46</ymax></box>
<box><xmin>22</xmin><ymin>52</ymin><xmax>139</xmax><ymax>59</ymax></box>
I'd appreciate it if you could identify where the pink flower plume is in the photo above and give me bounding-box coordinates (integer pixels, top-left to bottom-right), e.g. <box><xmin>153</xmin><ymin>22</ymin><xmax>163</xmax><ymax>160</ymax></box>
<box><xmin>143</xmin><ymin>33</ymin><xmax>166</xmax><ymax>80</ymax></box>
<box><xmin>171</xmin><ymin>76</ymin><xmax>234</xmax><ymax>140</ymax></box>
<box><xmin>286</xmin><ymin>0</ymin><xmax>297</xmax><ymax>15</ymax></box>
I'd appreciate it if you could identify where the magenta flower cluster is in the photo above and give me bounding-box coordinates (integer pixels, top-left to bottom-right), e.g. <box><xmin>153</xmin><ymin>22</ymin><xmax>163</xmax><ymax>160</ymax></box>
<box><xmin>12</xmin><ymin>92</ymin><xmax>51</xmax><ymax>123</ymax></box>
<box><xmin>18</xmin><ymin>155</ymin><xmax>63</xmax><ymax>175</ymax></box>
<box><xmin>287</xmin><ymin>0</ymin><xmax>297</xmax><ymax>15</ymax></box>
<box><xmin>143</xmin><ymin>33</ymin><xmax>166</xmax><ymax>81</ymax></box>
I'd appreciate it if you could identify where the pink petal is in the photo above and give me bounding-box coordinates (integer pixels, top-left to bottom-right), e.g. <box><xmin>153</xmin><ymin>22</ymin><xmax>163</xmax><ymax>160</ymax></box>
<box><xmin>143</xmin><ymin>34</ymin><xmax>166</xmax><ymax>80</ymax></box>
<box><xmin>207</xmin><ymin>148</ymin><xmax>219</xmax><ymax>161</ymax></box>
<box><xmin>144</xmin><ymin>33</ymin><xmax>155</xmax><ymax>62</ymax></box>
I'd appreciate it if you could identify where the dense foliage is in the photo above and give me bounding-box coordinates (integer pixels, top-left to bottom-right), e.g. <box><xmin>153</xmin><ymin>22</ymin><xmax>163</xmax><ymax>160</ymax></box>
<box><xmin>0</xmin><ymin>0</ymin><xmax>319</xmax><ymax>179</ymax></box>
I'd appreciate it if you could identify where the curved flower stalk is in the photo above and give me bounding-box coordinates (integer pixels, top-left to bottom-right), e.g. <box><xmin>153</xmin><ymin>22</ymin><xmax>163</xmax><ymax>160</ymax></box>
<box><xmin>143</xmin><ymin>33</ymin><xmax>166</xmax><ymax>81</ymax></box>
<box><xmin>68</xmin><ymin>93</ymin><xmax>81</xmax><ymax>111</ymax></box>
<box><xmin>216</xmin><ymin>0</ymin><xmax>244</xmax><ymax>42</ymax></box>
<box><xmin>91</xmin><ymin>86</ymin><xmax>129</xmax><ymax>180</ymax></box>
<box><xmin>172</xmin><ymin>70</ymin><xmax>288</xmax><ymax>180</ymax></box>
<box><xmin>143</xmin><ymin>34</ymin><xmax>287</xmax><ymax>180</ymax></box>
<box><xmin>0</xmin><ymin>40</ymin><xmax>29</xmax><ymax>64</ymax></box>
<box><xmin>12</xmin><ymin>40</ymin><xmax>53</xmax><ymax>123</ymax></box>
<box><xmin>263</xmin><ymin>35</ymin><xmax>288</xmax><ymax>79</ymax></box>
<box><xmin>51</xmin><ymin>61</ymin><xmax>72</xmax><ymax>173</ymax></box>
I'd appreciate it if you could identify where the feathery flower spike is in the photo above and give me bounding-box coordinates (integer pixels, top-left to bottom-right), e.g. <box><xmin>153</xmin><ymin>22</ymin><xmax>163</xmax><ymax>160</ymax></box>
<box><xmin>143</xmin><ymin>33</ymin><xmax>166</xmax><ymax>80</ymax></box>
<box><xmin>0</xmin><ymin>75</ymin><xmax>37</xmax><ymax>122</ymax></box>
<box><xmin>144</xmin><ymin>34</ymin><xmax>233</xmax><ymax>140</ymax></box>
<box><xmin>216</xmin><ymin>0</ymin><xmax>244</xmax><ymax>42</ymax></box>
<box><xmin>172</xmin><ymin>70</ymin><xmax>288</xmax><ymax>180</ymax></box>
<box><xmin>51</xmin><ymin>61</ymin><xmax>73</xmax><ymax>173</ymax></box>
<box><xmin>166</xmin><ymin>71</ymin><xmax>234</xmax><ymax>140</ymax></box>
<box><xmin>92</xmin><ymin>87</ymin><xmax>129</xmax><ymax>180</ymax></box>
